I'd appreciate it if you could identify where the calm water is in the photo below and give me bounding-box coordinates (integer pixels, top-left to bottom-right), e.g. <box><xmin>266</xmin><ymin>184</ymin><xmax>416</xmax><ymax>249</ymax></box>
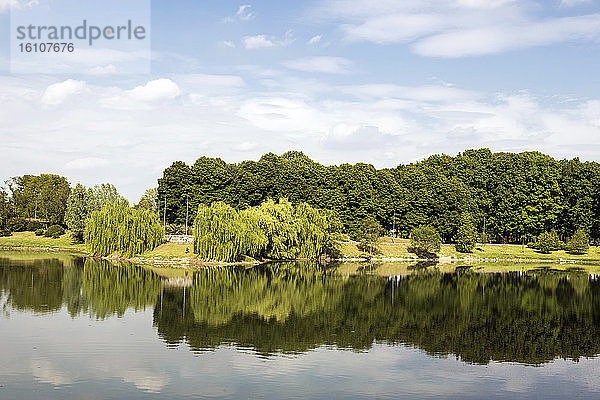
<box><xmin>2</xmin><ymin>253</ymin><xmax>600</xmax><ymax>399</ymax></box>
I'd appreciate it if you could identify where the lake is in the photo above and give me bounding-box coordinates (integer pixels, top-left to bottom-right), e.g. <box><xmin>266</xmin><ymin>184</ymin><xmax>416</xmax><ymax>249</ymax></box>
<box><xmin>2</xmin><ymin>252</ymin><xmax>600</xmax><ymax>399</ymax></box>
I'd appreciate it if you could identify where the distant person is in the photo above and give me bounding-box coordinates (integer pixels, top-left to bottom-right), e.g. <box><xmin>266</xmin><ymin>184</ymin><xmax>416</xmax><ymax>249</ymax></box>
<box><xmin>185</xmin><ymin>247</ymin><xmax>189</xmax><ymax>254</ymax></box>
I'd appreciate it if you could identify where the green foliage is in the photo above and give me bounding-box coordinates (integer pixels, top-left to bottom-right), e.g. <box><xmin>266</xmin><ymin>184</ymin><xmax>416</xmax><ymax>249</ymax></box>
<box><xmin>537</xmin><ymin>231</ymin><xmax>564</xmax><ymax>254</ymax></box>
<box><xmin>7</xmin><ymin>217</ymin><xmax>27</xmax><ymax>232</ymax></box>
<box><xmin>45</xmin><ymin>224</ymin><xmax>65</xmax><ymax>238</ymax></box>
<box><xmin>357</xmin><ymin>217</ymin><xmax>383</xmax><ymax>254</ymax></box>
<box><xmin>566</xmin><ymin>228</ymin><xmax>589</xmax><ymax>255</ymax></box>
<box><xmin>455</xmin><ymin>212</ymin><xmax>477</xmax><ymax>253</ymax></box>
<box><xmin>34</xmin><ymin>229</ymin><xmax>45</xmax><ymax>236</ymax></box>
<box><xmin>6</xmin><ymin>174</ymin><xmax>71</xmax><ymax>225</ymax></box>
<box><xmin>409</xmin><ymin>225</ymin><xmax>442</xmax><ymax>257</ymax></box>
<box><xmin>84</xmin><ymin>200</ymin><xmax>164</xmax><ymax>257</ymax></box>
<box><xmin>65</xmin><ymin>183</ymin><xmax>124</xmax><ymax>243</ymax></box>
<box><xmin>158</xmin><ymin>150</ymin><xmax>600</xmax><ymax>243</ymax></box>
<box><xmin>65</xmin><ymin>183</ymin><xmax>94</xmax><ymax>242</ymax></box>
<box><xmin>135</xmin><ymin>188</ymin><xmax>158</xmax><ymax>212</ymax></box>
<box><xmin>193</xmin><ymin>199</ymin><xmax>339</xmax><ymax>262</ymax></box>
<box><xmin>0</xmin><ymin>228</ymin><xmax>11</xmax><ymax>237</ymax></box>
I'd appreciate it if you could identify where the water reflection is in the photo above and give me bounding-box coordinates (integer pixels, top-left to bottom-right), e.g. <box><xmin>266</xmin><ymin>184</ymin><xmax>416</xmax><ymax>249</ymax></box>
<box><xmin>2</xmin><ymin>255</ymin><xmax>600</xmax><ymax>365</ymax></box>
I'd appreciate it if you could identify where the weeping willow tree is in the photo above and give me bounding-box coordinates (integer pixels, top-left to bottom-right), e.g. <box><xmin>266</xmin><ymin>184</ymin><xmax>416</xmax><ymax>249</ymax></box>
<box><xmin>84</xmin><ymin>200</ymin><xmax>164</xmax><ymax>257</ymax></box>
<box><xmin>193</xmin><ymin>199</ymin><xmax>339</xmax><ymax>262</ymax></box>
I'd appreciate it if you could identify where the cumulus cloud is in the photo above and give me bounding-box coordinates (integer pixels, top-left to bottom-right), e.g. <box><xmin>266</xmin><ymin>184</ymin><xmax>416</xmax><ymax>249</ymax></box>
<box><xmin>283</xmin><ymin>56</ymin><xmax>352</xmax><ymax>74</ymax></box>
<box><xmin>2</xmin><ymin>73</ymin><xmax>600</xmax><ymax>202</ymax></box>
<box><xmin>100</xmin><ymin>79</ymin><xmax>181</xmax><ymax>110</ymax></box>
<box><xmin>242</xmin><ymin>31</ymin><xmax>294</xmax><ymax>49</ymax></box>
<box><xmin>41</xmin><ymin>79</ymin><xmax>87</xmax><ymax>106</ymax></box>
<box><xmin>243</xmin><ymin>35</ymin><xmax>276</xmax><ymax>49</ymax></box>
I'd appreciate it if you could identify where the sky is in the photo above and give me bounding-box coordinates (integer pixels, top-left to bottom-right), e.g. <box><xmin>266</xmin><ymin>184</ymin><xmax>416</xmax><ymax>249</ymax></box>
<box><xmin>1</xmin><ymin>0</ymin><xmax>600</xmax><ymax>201</ymax></box>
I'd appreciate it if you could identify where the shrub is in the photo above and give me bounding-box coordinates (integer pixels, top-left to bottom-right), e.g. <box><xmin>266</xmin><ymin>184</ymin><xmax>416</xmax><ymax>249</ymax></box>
<box><xmin>0</xmin><ymin>228</ymin><xmax>11</xmax><ymax>237</ymax></box>
<box><xmin>409</xmin><ymin>225</ymin><xmax>441</xmax><ymax>258</ymax></box>
<box><xmin>34</xmin><ymin>229</ymin><xmax>45</xmax><ymax>236</ymax></box>
<box><xmin>26</xmin><ymin>221</ymin><xmax>43</xmax><ymax>231</ymax></box>
<box><xmin>7</xmin><ymin>217</ymin><xmax>27</xmax><ymax>232</ymax></box>
<box><xmin>566</xmin><ymin>228</ymin><xmax>589</xmax><ymax>255</ymax></box>
<box><xmin>537</xmin><ymin>230</ymin><xmax>563</xmax><ymax>254</ymax></box>
<box><xmin>44</xmin><ymin>224</ymin><xmax>65</xmax><ymax>238</ymax></box>
<box><xmin>455</xmin><ymin>213</ymin><xmax>477</xmax><ymax>253</ymax></box>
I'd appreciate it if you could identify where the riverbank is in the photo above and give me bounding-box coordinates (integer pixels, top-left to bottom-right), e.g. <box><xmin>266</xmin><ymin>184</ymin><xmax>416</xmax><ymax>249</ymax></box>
<box><xmin>1</xmin><ymin>231</ymin><xmax>599</xmax><ymax>266</ymax></box>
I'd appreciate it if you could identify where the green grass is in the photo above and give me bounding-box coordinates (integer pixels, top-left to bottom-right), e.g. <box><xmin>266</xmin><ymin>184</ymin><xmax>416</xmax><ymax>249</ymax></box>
<box><xmin>0</xmin><ymin>231</ymin><xmax>86</xmax><ymax>251</ymax></box>
<box><xmin>340</xmin><ymin>239</ymin><xmax>600</xmax><ymax>263</ymax></box>
<box><xmin>141</xmin><ymin>242</ymin><xmax>192</xmax><ymax>258</ymax></box>
<box><xmin>3</xmin><ymin>231</ymin><xmax>598</xmax><ymax>265</ymax></box>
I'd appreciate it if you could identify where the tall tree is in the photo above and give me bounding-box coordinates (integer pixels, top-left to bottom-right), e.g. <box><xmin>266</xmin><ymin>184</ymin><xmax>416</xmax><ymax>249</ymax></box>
<box><xmin>6</xmin><ymin>174</ymin><xmax>71</xmax><ymax>224</ymax></box>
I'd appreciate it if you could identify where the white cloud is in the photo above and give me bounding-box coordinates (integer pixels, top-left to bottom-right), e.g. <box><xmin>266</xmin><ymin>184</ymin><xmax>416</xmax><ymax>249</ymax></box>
<box><xmin>232</xmin><ymin>141</ymin><xmax>259</xmax><ymax>152</ymax></box>
<box><xmin>243</xmin><ymin>34</ymin><xmax>279</xmax><ymax>49</ymax></box>
<box><xmin>243</xmin><ymin>31</ymin><xmax>294</xmax><ymax>49</ymax></box>
<box><xmin>283</xmin><ymin>56</ymin><xmax>352</xmax><ymax>74</ymax></box>
<box><xmin>413</xmin><ymin>14</ymin><xmax>600</xmax><ymax>57</ymax></box>
<box><xmin>237</xmin><ymin>4</ymin><xmax>255</xmax><ymax>20</ymax></box>
<box><xmin>243</xmin><ymin>35</ymin><xmax>276</xmax><ymax>49</ymax></box>
<box><xmin>308</xmin><ymin>35</ymin><xmax>323</xmax><ymax>44</ymax></box>
<box><xmin>2</xmin><ymin>73</ymin><xmax>600</xmax><ymax>202</ymax></box>
<box><xmin>87</xmin><ymin>64</ymin><xmax>117</xmax><ymax>75</ymax></box>
<box><xmin>222</xmin><ymin>40</ymin><xmax>236</xmax><ymax>48</ymax></box>
<box><xmin>41</xmin><ymin>79</ymin><xmax>87</xmax><ymax>106</ymax></box>
<box><xmin>100</xmin><ymin>79</ymin><xmax>181</xmax><ymax>110</ymax></box>
<box><xmin>560</xmin><ymin>0</ymin><xmax>593</xmax><ymax>6</ymax></box>
<box><xmin>318</xmin><ymin>0</ymin><xmax>600</xmax><ymax>57</ymax></box>
<box><xmin>0</xmin><ymin>0</ymin><xmax>38</xmax><ymax>13</ymax></box>
<box><xmin>64</xmin><ymin>157</ymin><xmax>110</xmax><ymax>170</ymax></box>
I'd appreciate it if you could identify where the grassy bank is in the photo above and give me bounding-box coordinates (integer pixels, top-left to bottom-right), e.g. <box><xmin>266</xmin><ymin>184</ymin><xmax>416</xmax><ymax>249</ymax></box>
<box><xmin>339</xmin><ymin>240</ymin><xmax>600</xmax><ymax>263</ymax></box>
<box><xmin>2</xmin><ymin>232</ymin><xmax>599</xmax><ymax>265</ymax></box>
<box><xmin>0</xmin><ymin>231</ymin><xmax>86</xmax><ymax>252</ymax></box>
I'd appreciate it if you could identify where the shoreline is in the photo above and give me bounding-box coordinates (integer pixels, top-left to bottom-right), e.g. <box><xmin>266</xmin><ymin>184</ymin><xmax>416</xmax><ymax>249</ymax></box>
<box><xmin>1</xmin><ymin>245</ymin><xmax>599</xmax><ymax>267</ymax></box>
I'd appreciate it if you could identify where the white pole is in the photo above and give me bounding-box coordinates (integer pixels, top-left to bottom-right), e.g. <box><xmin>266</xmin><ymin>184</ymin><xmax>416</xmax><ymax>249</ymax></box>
<box><xmin>185</xmin><ymin>196</ymin><xmax>189</xmax><ymax>236</ymax></box>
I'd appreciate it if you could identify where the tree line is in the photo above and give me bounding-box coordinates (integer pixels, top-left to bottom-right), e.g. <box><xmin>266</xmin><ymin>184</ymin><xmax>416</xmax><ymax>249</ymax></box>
<box><xmin>157</xmin><ymin>149</ymin><xmax>600</xmax><ymax>243</ymax></box>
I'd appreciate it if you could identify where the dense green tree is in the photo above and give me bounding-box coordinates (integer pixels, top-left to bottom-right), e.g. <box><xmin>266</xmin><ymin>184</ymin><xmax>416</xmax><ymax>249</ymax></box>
<box><xmin>6</xmin><ymin>174</ymin><xmax>71</xmax><ymax>224</ymax></box>
<box><xmin>0</xmin><ymin>188</ymin><xmax>11</xmax><ymax>228</ymax></box>
<box><xmin>65</xmin><ymin>183</ymin><xmax>124</xmax><ymax>242</ymax></box>
<box><xmin>455</xmin><ymin>212</ymin><xmax>477</xmax><ymax>253</ymax></box>
<box><xmin>357</xmin><ymin>217</ymin><xmax>383</xmax><ymax>254</ymax></box>
<box><xmin>157</xmin><ymin>150</ymin><xmax>600</xmax><ymax>243</ymax></box>
<box><xmin>65</xmin><ymin>184</ymin><xmax>95</xmax><ymax>242</ymax></box>
<box><xmin>135</xmin><ymin>188</ymin><xmax>158</xmax><ymax>212</ymax></box>
<box><xmin>566</xmin><ymin>228</ymin><xmax>589</xmax><ymax>255</ymax></box>
<box><xmin>537</xmin><ymin>231</ymin><xmax>564</xmax><ymax>254</ymax></box>
<box><xmin>409</xmin><ymin>225</ymin><xmax>442</xmax><ymax>257</ymax></box>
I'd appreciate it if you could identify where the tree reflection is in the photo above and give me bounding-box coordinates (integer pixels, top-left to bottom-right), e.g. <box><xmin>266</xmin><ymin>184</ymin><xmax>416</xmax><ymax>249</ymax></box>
<box><xmin>2</xmin><ymin>255</ymin><xmax>600</xmax><ymax>365</ymax></box>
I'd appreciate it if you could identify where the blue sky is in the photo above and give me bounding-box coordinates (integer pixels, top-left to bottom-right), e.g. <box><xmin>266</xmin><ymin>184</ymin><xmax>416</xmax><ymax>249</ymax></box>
<box><xmin>1</xmin><ymin>0</ymin><xmax>600</xmax><ymax>201</ymax></box>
